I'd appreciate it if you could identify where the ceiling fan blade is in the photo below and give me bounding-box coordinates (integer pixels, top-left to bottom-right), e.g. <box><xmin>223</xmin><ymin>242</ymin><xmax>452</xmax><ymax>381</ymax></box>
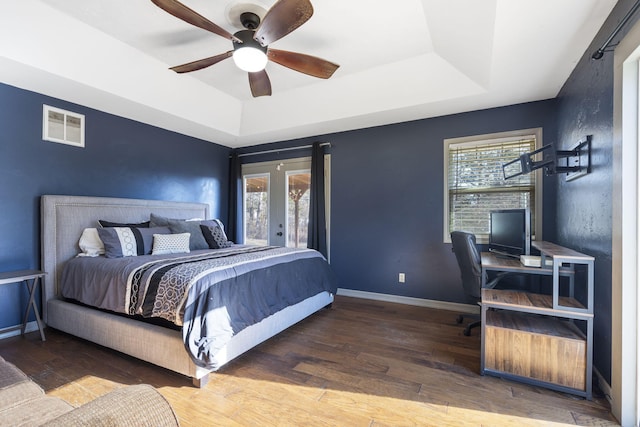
<box><xmin>254</xmin><ymin>0</ymin><xmax>313</xmax><ymax>46</ymax></box>
<box><xmin>170</xmin><ymin>51</ymin><xmax>233</xmax><ymax>73</ymax></box>
<box><xmin>249</xmin><ymin>70</ymin><xmax>272</xmax><ymax>97</ymax></box>
<box><xmin>151</xmin><ymin>0</ymin><xmax>240</xmax><ymax>42</ymax></box>
<box><xmin>267</xmin><ymin>49</ymin><xmax>339</xmax><ymax>79</ymax></box>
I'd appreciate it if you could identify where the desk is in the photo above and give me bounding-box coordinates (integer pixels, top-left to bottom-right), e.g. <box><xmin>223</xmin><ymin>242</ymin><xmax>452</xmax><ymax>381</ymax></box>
<box><xmin>479</xmin><ymin>242</ymin><xmax>593</xmax><ymax>399</ymax></box>
<box><xmin>480</xmin><ymin>251</ymin><xmax>575</xmax><ymax>294</ymax></box>
<box><xmin>0</xmin><ymin>270</ymin><xmax>46</xmax><ymax>341</ymax></box>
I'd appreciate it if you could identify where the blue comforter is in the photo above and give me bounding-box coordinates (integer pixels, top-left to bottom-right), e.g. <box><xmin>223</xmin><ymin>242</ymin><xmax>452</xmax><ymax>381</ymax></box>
<box><xmin>60</xmin><ymin>245</ymin><xmax>337</xmax><ymax>368</ymax></box>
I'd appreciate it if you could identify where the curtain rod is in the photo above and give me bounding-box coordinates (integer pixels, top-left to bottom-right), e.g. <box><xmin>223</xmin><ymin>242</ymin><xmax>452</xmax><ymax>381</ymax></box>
<box><xmin>592</xmin><ymin>0</ymin><xmax>640</xmax><ymax>59</ymax></box>
<box><xmin>236</xmin><ymin>142</ymin><xmax>330</xmax><ymax>158</ymax></box>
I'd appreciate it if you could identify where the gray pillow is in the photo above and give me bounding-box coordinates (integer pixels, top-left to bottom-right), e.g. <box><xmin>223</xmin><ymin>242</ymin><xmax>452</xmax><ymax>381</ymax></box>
<box><xmin>166</xmin><ymin>220</ymin><xmax>210</xmax><ymax>250</ymax></box>
<box><xmin>149</xmin><ymin>213</ymin><xmax>182</xmax><ymax>228</ymax></box>
<box><xmin>136</xmin><ymin>227</ymin><xmax>171</xmax><ymax>254</ymax></box>
<box><xmin>150</xmin><ymin>214</ymin><xmax>225</xmax><ymax>251</ymax></box>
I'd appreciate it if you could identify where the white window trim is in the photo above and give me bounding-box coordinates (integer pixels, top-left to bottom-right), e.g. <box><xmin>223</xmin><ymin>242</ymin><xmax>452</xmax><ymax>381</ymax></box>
<box><xmin>611</xmin><ymin>16</ymin><xmax>640</xmax><ymax>425</ymax></box>
<box><xmin>443</xmin><ymin>127</ymin><xmax>544</xmax><ymax>243</ymax></box>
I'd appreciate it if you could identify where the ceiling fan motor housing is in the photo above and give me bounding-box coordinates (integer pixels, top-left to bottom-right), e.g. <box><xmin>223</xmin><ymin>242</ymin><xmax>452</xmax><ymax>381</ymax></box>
<box><xmin>240</xmin><ymin>12</ymin><xmax>261</xmax><ymax>30</ymax></box>
<box><xmin>233</xmin><ymin>29</ymin><xmax>267</xmax><ymax>52</ymax></box>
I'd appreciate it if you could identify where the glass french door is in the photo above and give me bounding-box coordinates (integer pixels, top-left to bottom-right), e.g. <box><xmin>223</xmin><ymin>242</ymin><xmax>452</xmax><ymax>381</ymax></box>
<box><xmin>242</xmin><ymin>158</ymin><xmax>311</xmax><ymax>247</ymax></box>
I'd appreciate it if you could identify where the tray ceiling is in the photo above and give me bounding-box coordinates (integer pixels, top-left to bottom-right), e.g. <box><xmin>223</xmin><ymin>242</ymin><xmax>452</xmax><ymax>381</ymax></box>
<box><xmin>0</xmin><ymin>0</ymin><xmax>618</xmax><ymax>147</ymax></box>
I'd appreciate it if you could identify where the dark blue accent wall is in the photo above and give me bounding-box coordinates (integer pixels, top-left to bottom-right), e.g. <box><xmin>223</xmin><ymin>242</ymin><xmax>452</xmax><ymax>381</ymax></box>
<box><xmin>555</xmin><ymin>0</ymin><xmax>640</xmax><ymax>386</ymax></box>
<box><xmin>240</xmin><ymin>100</ymin><xmax>558</xmax><ymax>304</ymax></box>
<box><xmin>0</xmin><ymin>83</ymin><xmax>230</xmax><ymax>329</ymax></box>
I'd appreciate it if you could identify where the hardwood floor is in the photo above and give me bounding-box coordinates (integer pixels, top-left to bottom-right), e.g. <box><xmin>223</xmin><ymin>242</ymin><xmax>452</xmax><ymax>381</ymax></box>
<box><xmin>0</xmin><ymin>296</ymin><xmax>617</xmax><ymax>426</ymax></box>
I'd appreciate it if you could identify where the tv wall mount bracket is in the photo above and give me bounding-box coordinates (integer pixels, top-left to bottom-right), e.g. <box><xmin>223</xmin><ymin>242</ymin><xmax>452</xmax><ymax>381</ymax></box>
<box><xmin>502</xmin><ymin>135</ymin><xmax>592</xmax><ymax>182</ymax></box>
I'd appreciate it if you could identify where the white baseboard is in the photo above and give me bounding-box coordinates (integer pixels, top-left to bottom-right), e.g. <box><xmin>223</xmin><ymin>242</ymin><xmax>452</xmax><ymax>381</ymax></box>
<box><xmin>593</xmin><ymin>366</ymin><xmax>613</xmax><ymax>405</ymax></box>
<box><xmin>0</xmin><ymin>321</ymin><xmax>39</xmax><ymax>340</ymax></box>
<box><xmin>336</xmin><ymin>288</ymin><xmax>479</xmax><ymax>314</ymax></box>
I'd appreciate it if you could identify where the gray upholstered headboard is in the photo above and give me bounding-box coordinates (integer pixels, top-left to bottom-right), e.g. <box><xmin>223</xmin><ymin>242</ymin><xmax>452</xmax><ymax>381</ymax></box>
<box><xmin>40</xmin><ymin>195</ymin><xmax>210</xmax><ymax>314</ymax></box>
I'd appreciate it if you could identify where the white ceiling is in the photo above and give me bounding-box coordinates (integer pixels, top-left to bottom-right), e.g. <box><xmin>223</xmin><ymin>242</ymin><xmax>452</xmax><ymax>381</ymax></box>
<box><xmin>0</xmin><ymin>0</ymin><xmax>618</xmax><ymax>148</ymax></box>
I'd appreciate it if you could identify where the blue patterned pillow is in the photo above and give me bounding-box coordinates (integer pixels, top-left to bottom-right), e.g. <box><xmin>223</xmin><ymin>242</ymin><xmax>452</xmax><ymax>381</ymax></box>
<box><xmin>97</xmin><ymin>226</ymin><xmax>170</xmax><ymax>257</ymax></box>
<box><xmin>97</xmin><ymin>227</ymin><xmax>140</xmax><ymax>258</ymax></box>
<box><xmin>200</xmin><ymin>222</ymin><xmax>233</xmax><ymax>249</ymax></box>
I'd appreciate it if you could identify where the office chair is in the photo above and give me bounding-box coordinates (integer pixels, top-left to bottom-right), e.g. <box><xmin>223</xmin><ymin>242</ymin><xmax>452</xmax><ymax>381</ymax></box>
<box><xmin>450</xmin><ymin>231</ymin><xmax>483</xmax><ymax>335</ymax></box>
<box><xmin>450</xmin><ymin>231</ymin><xmax>507</xmax><ymax>336</ymax></box>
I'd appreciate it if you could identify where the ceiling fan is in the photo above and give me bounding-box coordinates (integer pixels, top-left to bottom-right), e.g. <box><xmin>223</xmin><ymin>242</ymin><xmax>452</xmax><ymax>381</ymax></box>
<box><xmin>150</xmin><ymin>0</ymin><xmax>340</xmax><ymax>97</ymax></box>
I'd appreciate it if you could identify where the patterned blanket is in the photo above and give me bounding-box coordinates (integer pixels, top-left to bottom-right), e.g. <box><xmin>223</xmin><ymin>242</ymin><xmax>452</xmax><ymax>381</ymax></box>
<box><xmin>126</xmin><ymin>245</ymin><xmax>278</xmax><ymax>323</ymax></box>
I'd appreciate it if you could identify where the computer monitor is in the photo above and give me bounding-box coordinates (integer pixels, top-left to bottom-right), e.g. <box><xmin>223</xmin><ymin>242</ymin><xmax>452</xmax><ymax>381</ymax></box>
<box><xmin>489</xmin><ymin>208</ymin><xmax>531</xmax><ymax>257</ymax></box>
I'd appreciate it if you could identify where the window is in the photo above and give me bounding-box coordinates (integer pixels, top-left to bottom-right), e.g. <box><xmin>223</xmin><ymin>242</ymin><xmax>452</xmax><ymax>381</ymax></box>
<box><xmin>443</xmin><ymin>128</ymin><xmax>542</xmax><ymax>243</ymax></box>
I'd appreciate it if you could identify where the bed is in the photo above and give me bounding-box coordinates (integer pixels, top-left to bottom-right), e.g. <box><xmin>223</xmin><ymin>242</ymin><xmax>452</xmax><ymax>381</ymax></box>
<box><xmin>41</xmin><ymin>195</ymin><xmax>336</xmax><ymax>386</ymax></box>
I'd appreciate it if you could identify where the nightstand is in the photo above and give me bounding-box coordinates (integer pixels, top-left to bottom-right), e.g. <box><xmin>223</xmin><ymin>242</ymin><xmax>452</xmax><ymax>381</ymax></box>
<box><xmin>0</xmin><ymin>270</ymin><xmax>46</xmax><ymax>341</ymax></box>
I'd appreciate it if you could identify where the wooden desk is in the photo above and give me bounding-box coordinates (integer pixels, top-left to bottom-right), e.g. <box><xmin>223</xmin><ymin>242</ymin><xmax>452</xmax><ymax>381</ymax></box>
<box><xmin>480</xmin><ymin>242</ymin><xmax>593</xmax><ymax>399</ymax></box>
<box><xmin>481</xmin><ymin>251</ymin><xmax>539</xmax><ymax>275</ymax></box>
<box><xmin>0</xmin><ymin>270</ymin><xmax>46</xmax><ymax>341</ymax></box>
<box><xmin>481</xmin><ymin>251</ymin><xmax>574</xmax><ymax>286</ymax></box>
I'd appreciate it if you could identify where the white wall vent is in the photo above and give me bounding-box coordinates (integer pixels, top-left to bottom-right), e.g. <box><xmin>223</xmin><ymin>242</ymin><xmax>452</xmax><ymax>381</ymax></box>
<box><xmin>42</xmin><ymin>104</ymin><xmax>85</xmax><ymax>148</ymax></box>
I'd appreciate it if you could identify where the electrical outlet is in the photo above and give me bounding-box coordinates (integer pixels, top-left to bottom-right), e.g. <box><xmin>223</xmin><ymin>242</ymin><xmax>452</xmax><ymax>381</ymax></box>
<box><xmin>398</xmin><ymin>273</ymin><xmax>405</xmax><ymax>283</ymax></box>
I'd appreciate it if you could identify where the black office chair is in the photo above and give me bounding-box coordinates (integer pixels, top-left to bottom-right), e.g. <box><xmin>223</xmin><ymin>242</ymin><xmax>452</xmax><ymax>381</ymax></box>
<box><xmin>450</xmin><ymin>231</ymin><xmax>506</xmax><ymax>336</ymax></box>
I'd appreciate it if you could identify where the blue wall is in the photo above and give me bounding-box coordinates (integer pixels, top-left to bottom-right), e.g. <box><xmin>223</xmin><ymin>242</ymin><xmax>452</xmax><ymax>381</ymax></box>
<box><xmin>239</xmin><ymin>100</ymin><xmax>558</xmax><ymax>304</ymax></box>
<box><xmin>0</xmin><ymin>83</ymin><xmax>230</xmax><ymax>328</ymax></box>
<box><xmin>555</xmin><ymin>0</ymin><xmax>640</xmax><ymax>386</ymax></box>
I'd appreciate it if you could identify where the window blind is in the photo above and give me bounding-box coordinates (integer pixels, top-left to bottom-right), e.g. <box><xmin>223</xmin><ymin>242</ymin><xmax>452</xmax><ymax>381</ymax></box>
<box><xmin>448</xmin><ymin>138</ymin><xmax>536</xmax><ymax>237</ymax></box>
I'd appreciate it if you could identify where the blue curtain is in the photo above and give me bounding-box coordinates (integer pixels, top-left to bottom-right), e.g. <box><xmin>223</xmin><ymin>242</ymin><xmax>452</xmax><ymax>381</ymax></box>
<box><xmin>227</xmin><ymin>151</ymin><xmax>242</xmax><ymax>243</ymax></box>
<box><xmin>307</xmin><ymin>142</ymin><xmax>327</xmax><ymax>257</ymax></box>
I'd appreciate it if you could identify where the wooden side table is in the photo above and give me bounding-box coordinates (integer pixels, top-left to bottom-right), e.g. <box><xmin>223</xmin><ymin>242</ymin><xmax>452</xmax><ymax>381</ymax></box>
<box><xmin>0</xmin><ymin>270</ymin><xmax>46</xmax><ymax>341</ymax></box>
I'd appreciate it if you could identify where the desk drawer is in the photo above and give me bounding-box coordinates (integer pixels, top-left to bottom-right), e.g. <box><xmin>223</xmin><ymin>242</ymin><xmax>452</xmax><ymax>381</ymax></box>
<box><xmin>484</xmin><ymin>311</ymin><xmax>586</xmax><ymax>391</ymax></box>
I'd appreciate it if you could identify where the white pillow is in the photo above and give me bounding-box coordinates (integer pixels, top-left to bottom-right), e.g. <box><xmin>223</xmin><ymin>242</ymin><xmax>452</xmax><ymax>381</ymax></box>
<box><xmin>152</xmin><ymin>233</ymin><xmax>191</xmax><ymax>255</ymax></box>
<box><xmin>77</xmin><ymin>228</ymin><xmax>105</xmax><ymax>257</ymax></box>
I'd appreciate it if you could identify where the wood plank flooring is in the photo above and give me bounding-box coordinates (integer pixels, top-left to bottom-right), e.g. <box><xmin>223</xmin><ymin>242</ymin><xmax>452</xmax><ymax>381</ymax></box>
<box><xmin>0</xmin><ymin>296</ymin><xmax>617</xmax><ymax>426</ymax></box>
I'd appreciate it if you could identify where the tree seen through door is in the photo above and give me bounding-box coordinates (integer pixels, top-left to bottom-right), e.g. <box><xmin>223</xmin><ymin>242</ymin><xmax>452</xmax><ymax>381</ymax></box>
<box><xmin>286</xmin><ymin>171</ymin><xmax>310</xmax><ymax>248</ymax></box>
<box><xmin>244</xmin><ymin>175</ymin><xmax>269</xmax><ymax>246</ymax></box>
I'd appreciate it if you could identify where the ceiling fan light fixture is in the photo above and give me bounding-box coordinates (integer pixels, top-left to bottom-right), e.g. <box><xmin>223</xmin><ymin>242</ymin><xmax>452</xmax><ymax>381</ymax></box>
<box><xmin>233</xmin><ymin>46</ymin><xmax>268</xmax><ymax>72</ymax></box>
<box><xmin>232</xmin><ymin>29</ymin><xmax>268</xmax><ymax>72</ymax></box>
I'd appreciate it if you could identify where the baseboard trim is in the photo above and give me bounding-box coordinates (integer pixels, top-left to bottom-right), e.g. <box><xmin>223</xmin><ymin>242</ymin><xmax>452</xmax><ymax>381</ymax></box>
<box><xmin>593</xmin><ymin>366</ymin><xmax>613</xmax><ymax>405</ymax></box>
<box><xmin>336</xmin><ymin>288</ymin><xmax>479</xmax><ymax>314</ymax></box>
<box><xmin>0</xmin><ymin>321</ymin><xmax>39</xmax><ymax>340</ymax></box>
